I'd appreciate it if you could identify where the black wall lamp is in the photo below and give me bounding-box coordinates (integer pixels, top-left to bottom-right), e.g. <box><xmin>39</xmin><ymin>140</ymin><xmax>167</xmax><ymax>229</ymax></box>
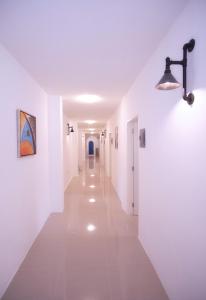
<box><xmin>67</xmin><ymin>123</ymin><xmax>74</xmax><ymax>135</ymax></box>
<box><xmin>156</xmin><ymin>39</ymin><xmax>195</xmax><ymax>105</ymax></box>
<box><xmin>101</xmin><ymin>129</ymin><xmax>106</xmax><ymax>137</ymax></box>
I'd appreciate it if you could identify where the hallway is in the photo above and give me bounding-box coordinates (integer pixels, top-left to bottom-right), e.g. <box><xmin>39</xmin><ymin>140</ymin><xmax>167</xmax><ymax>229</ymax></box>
<box><xmin>1</xmin><ymin>2</ymin><xmax>206</xmax><ymax>299</ymax></box>
<box><xmin>3</xmin><ymin>158</ymin><xmax>168</xmax><ymax>300</ymax></box>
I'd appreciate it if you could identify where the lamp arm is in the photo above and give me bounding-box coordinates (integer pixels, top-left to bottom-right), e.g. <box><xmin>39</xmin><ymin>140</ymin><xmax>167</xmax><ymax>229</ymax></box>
<box><xmin>158</xmin><ymin>39</ymin><xmax>195</xmax><ymax>105</ymax></box>
<box><xmin>165</xmin><ymin>38</ymin><xmax>195</xmax><ymax>105</ymax></box>
<box><xmin>167</xmin><ymin>58</ymin><xmax>183</xmax><ymax>66</ymax></box>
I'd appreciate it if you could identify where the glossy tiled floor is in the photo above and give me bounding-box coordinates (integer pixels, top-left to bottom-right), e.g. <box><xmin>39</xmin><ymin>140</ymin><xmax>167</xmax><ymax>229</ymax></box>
<box><xmin>3</xmin><ymin>158</ymin><xmax>168</xmax><ymax>300</ymax></box>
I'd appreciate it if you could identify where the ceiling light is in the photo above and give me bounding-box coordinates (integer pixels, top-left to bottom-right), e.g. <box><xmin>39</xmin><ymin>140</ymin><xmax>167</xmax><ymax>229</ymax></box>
<box><xmin>89</xmin><ymin>198</ymin><xmax>96</xmax><ymax>203</ymax></box>
<box><xmin>89</xmin><ymin>185</ymin><xmax>95</xmax><ymax>189</ymax></box>
<box><xmin>85</xmin><ymin>120</ymin><xmax>96</xmax><ymax>124</ymax></box>
<box><xmin>90</xmin><ymin>174</ymin><xmax>95</xmax><ymax>177</ymax></box>
<box><xmin>75</xmin><ymin>94</ymin><xmax>102</xmax><ymax>104</ymax></box>
<box><xmin>87</xmin><ymin>224</ymin><xmax>96</xmax><ymax>232</ymax></box>
<box><xmin>88</xmin><ymin>128</ymin><xmax>96</xmax><ymax>131</ymax></box>
<box><xmin>156</xmin><ymin>39</ymin><xmax>195</xmax><ymax>105</ymax></box>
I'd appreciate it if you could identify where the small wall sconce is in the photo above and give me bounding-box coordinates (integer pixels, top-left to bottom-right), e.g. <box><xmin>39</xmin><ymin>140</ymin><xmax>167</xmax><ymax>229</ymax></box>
<box><xmin>101</xmin><ymin>129</ymin><xmax>107</xmax><ymax>138</ymax></box>
<box><xmin>156</xmin><ymin>39</ymin><xmax>195</xmax><ymax>105</ymax></box>
<box><xmin>67</xmin><ymin>123</ymin><xmax>74</xmax><ymax>135</ymax></box>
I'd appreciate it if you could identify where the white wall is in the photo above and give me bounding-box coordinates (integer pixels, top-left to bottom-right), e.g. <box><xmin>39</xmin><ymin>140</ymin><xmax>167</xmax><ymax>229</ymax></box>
<box><xmin>105</xmin><ymin>131</ymin><xmax>111</xmax><ymax>177</ymax></box>
<box><xmin>48</xmin><ymin>96</ymin><xmax>64</xmax><ymax>211</ymax></box>
<box><xmin>78</xmin><ymin>130</ymin><xmax>85</xmax><ymax>171</ymax></box>
<box><xmin>0</xmin><ymin>44</ymin><xmax>51</xmax><ymax>298</ymax></box>
<box><xmin>106</xmin><ymin>1</ymin><xmax>206</xmax><ymax>299</ymax></box>
<box><xmin>63</xmin><ymin>116</ymin><xmax>78</xmax><ymax>190</ymax></box>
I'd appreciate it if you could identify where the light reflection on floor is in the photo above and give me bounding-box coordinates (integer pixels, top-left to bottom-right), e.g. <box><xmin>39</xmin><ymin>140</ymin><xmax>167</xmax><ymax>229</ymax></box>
<box><xmin>2</xmin><ymin>157</ymin><xmax>168</xmax><ymax>300</ymax></box>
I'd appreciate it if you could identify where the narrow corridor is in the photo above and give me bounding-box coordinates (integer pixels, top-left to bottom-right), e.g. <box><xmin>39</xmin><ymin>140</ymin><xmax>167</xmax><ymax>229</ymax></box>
<box><xmin>3</xmin><ymin>158</ymin><xmax>168</xmax><ymax>300</ymax></box>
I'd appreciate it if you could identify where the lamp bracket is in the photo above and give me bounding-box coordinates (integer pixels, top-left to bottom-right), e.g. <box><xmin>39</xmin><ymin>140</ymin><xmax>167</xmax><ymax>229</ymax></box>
<box><xmin>184</xmin><ymin>39</ymin><xmax>195</xmax><ymax>52</ymax></box>
<box><xmin>165</xmin><ymin>39</ymin><xmax>195</xmax><ymax>105</ymax></box>
<box><xmin>67</xmin><ymin>123</ymin><xmax>74</xmax><ymax>135</ymax></box>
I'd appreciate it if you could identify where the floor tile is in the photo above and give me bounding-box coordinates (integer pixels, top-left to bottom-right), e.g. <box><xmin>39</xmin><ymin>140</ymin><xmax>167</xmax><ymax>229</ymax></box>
<box><xmin>2</xmin><ymin>158</ymin><xmax>168</xmax><ymax>300</ymax></box>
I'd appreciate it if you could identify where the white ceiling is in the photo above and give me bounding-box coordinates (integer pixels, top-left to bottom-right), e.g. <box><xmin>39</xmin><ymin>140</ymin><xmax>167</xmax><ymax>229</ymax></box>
<box><xmin>0</xmin><ymin>0</ymin><xmax>188</xmax><ymax>121</ymax></box>
<box><xmin>78</xmin><ymin>122</ymin><xmax>106</xmax><ymax>129</ymax></box>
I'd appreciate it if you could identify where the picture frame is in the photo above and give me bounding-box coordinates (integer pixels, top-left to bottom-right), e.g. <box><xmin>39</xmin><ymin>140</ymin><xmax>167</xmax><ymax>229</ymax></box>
<box><xmin>139</xmin><ymin>128</ymin><xmax>146</xmax><ymax>148</ymax></box>
<box><xmin>17</xmin><ymin>110</ymin><xmax>37</xmax><ymax>157</ymax></box>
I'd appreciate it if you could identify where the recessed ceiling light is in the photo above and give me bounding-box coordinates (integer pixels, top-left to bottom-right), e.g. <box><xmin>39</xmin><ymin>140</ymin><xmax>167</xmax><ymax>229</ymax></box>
<box><xmin>87</xmin><ymin>224</ymin><xmax>96</xmax><ymax>232</ymax></box>
<box><xmin>89</xmin><ymin>198</ymin><xmax>96</xmax><ymax>203</ymax></box>
<box><xmin>90</xmin><ymin>174</ymin><xmax>95</xmax><ymax>177</ymax></box>
<box><xmin>89</xmin><ymin>185</ymin><xmax>95</xmax><ymax>189</ymax></box>
<box><xmin>75</xmin><ymin>94</ymin><xmax>102</xmax><ymax>104</ymax></box>
<box><xmin>85</xmin><ymin>120</ymin><xmax>96</xmax><ymax>124</ymax></box>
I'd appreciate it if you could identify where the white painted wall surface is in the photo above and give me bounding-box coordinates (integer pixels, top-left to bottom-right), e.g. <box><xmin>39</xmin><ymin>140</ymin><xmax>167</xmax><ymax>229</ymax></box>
<box><xmin>63</xmin><ymin>116</ymin><xmax>78</xmax><ymax>190</ymax></box>
<box><xmin>78</xmin><ymin>130</ymin><xmax>86</xmax><ymax>171</ymax></box>
<box><xmin>106</xmin><ymin>1</ymin><xmax>206</xmax><ymax>299</ymax></box>
<box><xmin>0</xmin><ymin>44</ymin><xmax>50</xmax><ymax>298</ymax></box>
<box><xmin>99</xmin><ymin>135</ymin><xmax>106</xmax><ymax>166</ymax></box>
<box><xmin>48</xmin><ymin>96</ymin><xmax>64</xmax><ymax>211</ymax></box>
<box><xmin>105</xmin><ymin>129</ymin><xmax>112</xmax><ymax>177</ymax></box>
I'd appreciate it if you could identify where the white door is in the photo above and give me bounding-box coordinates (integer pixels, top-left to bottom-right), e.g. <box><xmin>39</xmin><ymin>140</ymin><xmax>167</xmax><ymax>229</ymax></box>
<box><xmin>127</xmin><ymin>119</ymin><xmax>139</xmax><ymax>215</ymax></box>
<box><xmin>132</xmin><ymin>120</ymin><xmax>139</xmax><ymax>215</ymax></box>
<box><xmin>109</xmin><ymin>133</ymin><xmax>112</xmax><ymax>177</ymax></box>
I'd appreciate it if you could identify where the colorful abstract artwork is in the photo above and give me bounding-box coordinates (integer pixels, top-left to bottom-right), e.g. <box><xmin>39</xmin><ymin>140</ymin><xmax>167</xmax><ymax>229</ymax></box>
<box><xmin>17</xmin><ymin>110</ymin><xmax>36</xmax><ymax>157</ymax></box>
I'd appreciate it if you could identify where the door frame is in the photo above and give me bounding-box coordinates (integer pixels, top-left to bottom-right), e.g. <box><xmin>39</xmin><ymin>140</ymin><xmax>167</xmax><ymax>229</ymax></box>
<box><xmin>127</xmin><ymin>116</ymin><xmax>139</xmax><ymax>216</ymax></box>
<box><xmin>108</xmin><ymin>132</ymin><xmax>112</xmax><ymax>178</ymax></box>
<box><xmin>88</xmin><ymin>140</ymin><xmax>94</xmax><ymax>155</ymax></box>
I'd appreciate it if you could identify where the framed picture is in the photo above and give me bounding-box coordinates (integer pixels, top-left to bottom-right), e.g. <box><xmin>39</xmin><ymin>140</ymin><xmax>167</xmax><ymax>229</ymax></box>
<box><xmin>17</xmin><ymin>110</ymin><xmax>36</xmax><ymax>157</ymax></box>
<box><xmin>115</xmin><ymin>126</ymin><xmax>118</xmax><ymax>149</ymax></box>
<box><xmin>139</xmin><ymin>128</ymin><xmax>146</xmax><ymax>148</ymax></box>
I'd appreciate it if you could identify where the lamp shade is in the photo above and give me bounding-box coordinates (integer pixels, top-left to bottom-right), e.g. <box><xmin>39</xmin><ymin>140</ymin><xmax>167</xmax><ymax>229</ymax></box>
<box><xmin>156</xmin><ymin>70</ymin><xmax>181</xmax><ymax>90</ymax></box>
